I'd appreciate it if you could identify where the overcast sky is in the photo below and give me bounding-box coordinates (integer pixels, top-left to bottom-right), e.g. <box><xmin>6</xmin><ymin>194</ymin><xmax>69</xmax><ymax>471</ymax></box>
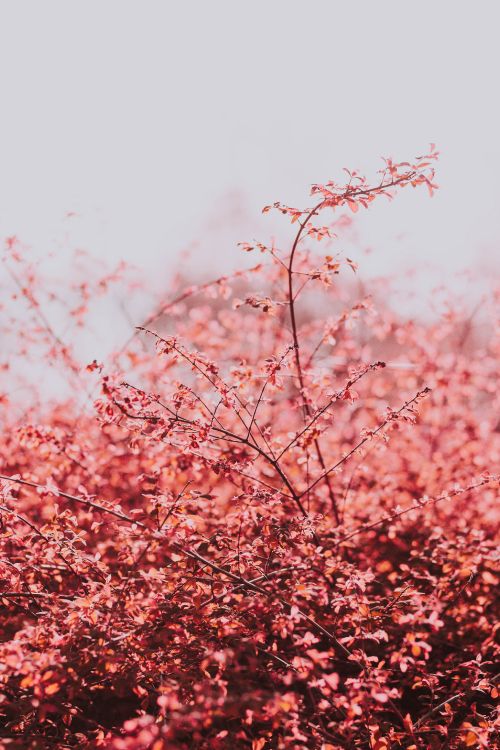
<box><xmin>0</xmin><ymin>1</ymin><xmax>498</xmax><ymax>298</ymax></box>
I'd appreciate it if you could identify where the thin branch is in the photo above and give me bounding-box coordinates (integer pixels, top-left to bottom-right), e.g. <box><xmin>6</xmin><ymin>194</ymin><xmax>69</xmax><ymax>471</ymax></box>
<box><xmin>335</xmin><ymin>477</ymin><xmax>497</xmax><ymax>547</ymax></box>
<box><xmin>277</xmin><ymin>361</ymin><xmax>385</xmax><ymax>460</ymax></box>
<box><xmin>300</xmin><ymin>388</ymin><xmax>431</xmax><ymax>499</ymax></box>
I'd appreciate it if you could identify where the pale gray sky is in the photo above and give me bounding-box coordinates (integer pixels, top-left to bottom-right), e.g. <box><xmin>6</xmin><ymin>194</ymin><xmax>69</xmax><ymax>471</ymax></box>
<box><xmin>0</xmin><ymin>1</ymin><xmax>498</xmax><ymax>295</ymax></box>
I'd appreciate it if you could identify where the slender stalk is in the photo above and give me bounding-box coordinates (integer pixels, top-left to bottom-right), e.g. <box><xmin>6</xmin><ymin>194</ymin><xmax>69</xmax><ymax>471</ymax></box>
<box><xmin>287</xmin><ymin>200</ymin><xmax>342</xmax><ymax>522</ymax></box>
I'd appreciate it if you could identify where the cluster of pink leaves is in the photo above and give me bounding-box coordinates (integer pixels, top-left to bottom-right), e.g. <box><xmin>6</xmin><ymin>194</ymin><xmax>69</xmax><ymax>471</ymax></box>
<box><xmin>0</xmin><ymin>149</ymin><xmax>498</xmax><ymax>749</ymax></box>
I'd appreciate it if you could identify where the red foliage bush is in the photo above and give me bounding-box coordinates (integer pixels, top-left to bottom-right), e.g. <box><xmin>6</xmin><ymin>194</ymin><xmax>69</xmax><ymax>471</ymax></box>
<box><xmin>0</xmin><ymin>149</ymin><xmax>498</xmax><ymax>749</ymax></box>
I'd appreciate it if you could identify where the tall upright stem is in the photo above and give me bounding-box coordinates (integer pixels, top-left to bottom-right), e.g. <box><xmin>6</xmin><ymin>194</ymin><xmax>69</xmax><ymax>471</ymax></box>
<box><xmin>287</xmin><ymin>201</ymin><xmax>341</xmax><ymax>524</ymax></box>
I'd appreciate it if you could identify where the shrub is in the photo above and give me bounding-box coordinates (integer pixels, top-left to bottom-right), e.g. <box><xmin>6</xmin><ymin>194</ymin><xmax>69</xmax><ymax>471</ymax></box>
<box><xmin>0</xmin><ymin>148</ymin><xmax>498</xmax><ymax>749</ymax></box>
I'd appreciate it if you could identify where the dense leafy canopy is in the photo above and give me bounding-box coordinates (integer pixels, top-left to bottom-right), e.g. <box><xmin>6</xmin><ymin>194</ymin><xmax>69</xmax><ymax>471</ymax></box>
<box><xmin>0</xmin><ymin>149</ymin><xmax>498</xmax><ymax>749</ymax></box>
